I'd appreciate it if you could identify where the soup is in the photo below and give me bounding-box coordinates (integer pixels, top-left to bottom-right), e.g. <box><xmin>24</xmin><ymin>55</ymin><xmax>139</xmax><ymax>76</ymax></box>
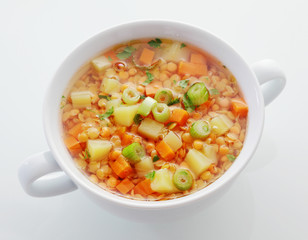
<box><xmin>61</xmin><ymin>38</ymin><xmax>248</xmax><ymax>201</ymax></box>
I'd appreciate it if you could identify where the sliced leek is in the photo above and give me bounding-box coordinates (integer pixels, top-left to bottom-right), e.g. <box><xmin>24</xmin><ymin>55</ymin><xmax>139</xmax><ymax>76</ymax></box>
<box><xmin>190</xmin><ymin>120</ymin><xmax>211</xmax><ymax>139</ymax></box>
<box><xmin>137</xmin><ymin>97</ymin><xmax>157</xmax><ymax>116</ymax></box>
<box><xmin>173</xmin><ymin>169</ymin><xmax>193</xmax><ymax>191</ymax></box>
<box><xmin>122</xmin><ymin>142</ymin><xmax>145</xmax><ymax>163</ymax></box>
<box><xmin>152</xmin><ymin>103</ymin><xmax>170</xmax><ymax>123</ymax></box>
<box><xmin>122</xmin><ymin>88</ymin><xmax>140</xmax><ymax>105</ymax></box>
<box><xmin>154</xmin><ymin>89</ymin><xmax>173</xmax><ymax>104</ymax></box>
<box><xmin>187</xmin><ymin>82</ymin><xmax>209</xmax><ymax>106</ymax></box>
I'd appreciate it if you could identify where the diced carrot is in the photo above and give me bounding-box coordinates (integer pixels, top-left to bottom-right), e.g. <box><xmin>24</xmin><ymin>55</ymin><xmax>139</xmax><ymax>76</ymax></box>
<box><xmin>116</xmin><ymin>178</ymin><xmax>135</xmax><ymax>194</ymax></box>
<box><xmin>121</xmin><ymin>133</ymin><xmax>134</xmax><ymax>146</ymax></box>
<box><xmin>110</xmin><ymin>155</ymin><xmax>134</xmax><ymax>179</ymax></box>
<box><xmin>156</xmin><ymin>140</ymin><xmax>175</xmax><ymax>161</ymax></box>
<box><xmin>64</xmin><ymin>136</ymin><xmax>82</xmax><ymax>155</ymax></box>
<box><xmin>190</xmin><ymin>53</ymin><xmax>206</xmax><ymax>64</ymax></box>
<box><xmin>145</xmin><ymin>81</ymin><xmax>163</xmax><ymax>97</ymax></box>
<box><xmin>68</xmin><ymin>122</ymin><xmax>84</xmax><ymax>139</ymax></box>
<box><xmin>133</xmin><ymin>179</ymin><xmax>153</xmax><ymax>196</ymax></box>
<box><xmin>231</xmin><ymin>98</ymin><xmax>248</xmax><ymax>117</ymax></box>
<box><xmin>139</xmin><ymin>48</ymin><xmax>155</xmax><ymax>66</ymax></box>
<box><xmin>168</xmin><ymin>108</ymin><xmax>189</xmax><ymax>126</ymax></box>
<box><xmin>178</xmin><ymin>61</ymin><xmax>208</xmax><ymax>76</ymax></box>
<box><xmin>104</xmin><ymin>50</ymin><xmax>119</xmax><ymax>63</ymax></box>
<box><xmin>209</xmin><ymin>133</ymin><xmax>217</xmax><ymax>143</ymax></box>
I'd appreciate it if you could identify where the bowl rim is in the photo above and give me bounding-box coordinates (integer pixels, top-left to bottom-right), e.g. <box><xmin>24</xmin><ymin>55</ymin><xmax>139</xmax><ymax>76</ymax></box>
<box><xmin>43</xmin><ymin>19</ymin><xmax>264</xmax><ymax>209</ymax></box>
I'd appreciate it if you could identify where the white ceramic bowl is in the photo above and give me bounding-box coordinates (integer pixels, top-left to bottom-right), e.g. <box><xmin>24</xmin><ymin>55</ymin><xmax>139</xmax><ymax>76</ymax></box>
<box><xmin>18</xmin><ymin>20</ymin><xmax>286</xmax><ymax>221</ymax></box>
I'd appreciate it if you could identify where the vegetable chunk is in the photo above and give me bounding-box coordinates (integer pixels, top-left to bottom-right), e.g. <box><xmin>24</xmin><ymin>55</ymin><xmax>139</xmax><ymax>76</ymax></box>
<box><xmin>92</xmin><ymin>56</ymin><xmax>112</xmax><ymax>72</ymax></box>
<box><xmin>156</xmin><ymin>140</ymin><xmax>175</xmax><ymax>161</ymax></box>
<box><xmin>71</xmin><ymin>91</ymin><xmax>92</xmax><ymax>108</ymax></box>
<box><xmin>139</xmin><ymin>48</ymin><xmax>155</xmax><ymax>65</ymax></box>
<box><xmin>185</xmin><ymin>149</ymin><xmax>212</xmax><ymax>177</ymax></box>
<box><xmin>114</xmin><ymin>104</ymin><xmax>139</xmax><ymax>127</ymax></box>
<box><xmin>151</xmin><ymin>169</ymin><xmax>178</xmax><ymax>193</ymax></box>
<box><xmin>138</xmin><ymin>118</ymin><xmax>164</xmax><ymax>140</ymax></box>
<box><xmin>163</xmin><ymin>131</ymin><xmax>182</xmax><ymax>152</ymax></box>
<box><xmin>87</xmin><ymin>140</ymin><xmax>112</xmax><ymax>162</ymax></box>
<box><xmin>178</xmin><ymin>61</ymin><xmax>208</xmax><ymax>76</ymax></box>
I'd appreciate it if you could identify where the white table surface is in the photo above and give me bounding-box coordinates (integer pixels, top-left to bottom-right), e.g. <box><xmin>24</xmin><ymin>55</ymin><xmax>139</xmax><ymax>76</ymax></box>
<box><xmin>1</xmin><ymin>0</ymin><xmax>307</xmax><ymax>239</ymax></box>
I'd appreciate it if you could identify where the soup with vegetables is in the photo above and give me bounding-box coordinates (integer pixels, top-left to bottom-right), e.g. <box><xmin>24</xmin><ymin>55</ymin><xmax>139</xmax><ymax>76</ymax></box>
<box><xmin>61</xmin><ymin>38</ymin><xmax>248</xmax><ymax>201</ymax></box>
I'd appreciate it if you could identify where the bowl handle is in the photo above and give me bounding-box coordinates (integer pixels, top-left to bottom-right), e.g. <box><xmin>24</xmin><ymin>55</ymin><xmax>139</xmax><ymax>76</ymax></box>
<box><xmin>251</xmin><ymin>59</ymin><xmax>286</xmax><ymax>106</ymax></box>
<box><xmin>18</xmin><ymin>151</ymin><xmax>77</xmax><ymax>197</ymax></box>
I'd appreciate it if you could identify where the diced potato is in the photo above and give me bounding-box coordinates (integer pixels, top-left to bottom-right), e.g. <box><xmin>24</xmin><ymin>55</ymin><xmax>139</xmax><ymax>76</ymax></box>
<box><xmin>100</xmin><ymin>78</ymin><xmax>121</xmax><ymax>94</ymax></box>
<box><xmin>163</xmin><ymin>131</ymin><xmax>182</xmax><ymax>152</ymax></box>
<box><xmin>114</xmin><ymin>104</ymin><xmax>139</xmax><ymax>127</ymax></box>
<box><xmin>161</xmin><ymin>41</ymin><xmax>190</xmax><ymax>62</ymax></box>
<box><xmin>71</xmin><ymin>91</ymin><xmax>92</xmax><ymax>108</ymax></box>
<box><xmin>185</xmin><ymin>149</ymin><xmax>212</xmax><ymax>177</ymax></box>
<box><xmin>87</xmin><ymin>140</ymin><xmax>112</xmax><ymax>162</ymax></box>
<box><xmin>151</xmin><ymin>169</ymin><xmax>178</xmax><ymax>193</ymax></box>
<box><xmin>210</xmin><ymin>114</ymin><xmax>234</xmax><ymax>135</ymax></box>
<box><xmin>202</xmin><ymin>144</ymin><xmax>217</xmax><ymax>164</ymax></box>
<box><xmin>138</xmin><ymin>118</ymin><xmax>164</xmax><ymax>140</ymax></box>
<box><xmin>135</xmin><ymin>156</ymin><xmax>154</xmax><ymax>177</ymax></box>
<box><xmin>106</xmin><ymin>99</ymin><xmax>121</xmax><ymax>111</ymax></box>
<box><xmin>91</xmin><ymin>56</ymin><xmax>112</xmax><ymax>73</ymax></box>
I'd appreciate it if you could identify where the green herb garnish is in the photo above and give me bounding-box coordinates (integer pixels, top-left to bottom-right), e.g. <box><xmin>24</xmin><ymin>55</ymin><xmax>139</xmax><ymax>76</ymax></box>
<box><xmin>84</xmin><ymin>149</ymin><xmax>91</xmax><ymax>160</ymax></box>
<box><xmin>145</xmin><ymin>171</ymin><xmax>156</xmax><ymax>180</ymax></box>
<box><xmin>140</xmin><ymin>95</ymin><xmax>146</xmax><ymax>100</ymax></box>
<box><xmin>167</xmin><ymin>98</ymin><xmax>180</xmax><ymax>106</ymax></box>
<box><xmin>97</xmin><ymin>106</ymin><xmax>114</xmax><ymax>120</ymax></box>
<box><xmin>179</xmin><ymin>79</ymin><xmax>189</xmax><ymax>89</ymax></box>
<box><xmin>209</xmin><ymin>89</ymin><xmax>219</xmax><ymax>96</ymax></box>
<box><xmin>153</xmin><ymin>155</ymin><xmax>159</xmax><ymax>162</ymax></box>
<box><xmin>62</xmin><ymin>95</ymin><xmax>65</xmax><ymax>99</ymax></box>
<box><xmin>98</xmin><ymin>95</ymin><xmax>111</xmax><ymax>101</ymax></box>
<box><xmin>133</xmin><ymin>114</ymin><xmax>142</xmax><ymax>125</ymax></box>
<box><xmin>60</xmin><ymin>96</ymin><xmax>66</xmax><ymax>109</ymax></box>
<box><xmin>116</xmin><ymin>46</ymin><xmax>136</xmax><ymax>60</ymax></box>
<box><xmin>183</xmin><ymin>93</ymin><xmax>195</xmax><ymax>112</ymax></box>
<box><xmin>227</xmin><ymin>154</ymin><xmax>236</xmax><ymax>162</ymax></box>
<box><xmin>173</xmin><ymin>80</ymin><xmax>177</xmax><ymax>84</ymax></box>
<box><xmin>141</xmin><ymin>71</ymin><xmax>154</xmax><ymax>86</ymax></box>
<box><xmin>180</xmin><ymin>43</ymin><xmax>186</xmax><ymax>48</ymax></box>
<box><xmin>108</xmin><ymin>56</ymin><xmax>113</xmax><ymax>62</ymax></box>
<box><xmin>223</xmin><ymin>65</ymin><xmax>227</xmax><ymax>68</ymax></box>
<box><xmin>148</xmin><ymin>38</ymin><xmax>162</xmax><ymax>48</ymax></box>
<box><xmin>166</xmin><ymin>122</ymin><xmax>175</xmax><ymax>127</ymax></box>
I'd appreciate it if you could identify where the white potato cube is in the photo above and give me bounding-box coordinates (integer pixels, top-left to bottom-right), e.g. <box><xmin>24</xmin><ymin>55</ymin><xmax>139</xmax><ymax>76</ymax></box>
<box><xmin>87</xmin><ymin>140</ymin><xmax>112</xmax><ymax>162</ymax></box>
<box><xmin>114</xmin><ymin>104</ymin><xmax>139</xmax><ymax>127</ymax></box>
<box><xmin>151</xmin><ymin>169</ymin><xmax>178</xmax><ymax>193</ymax></box>
<box><xmin>163</xmin><ymin>131</ymin><xmax>182</xmax><ymax>152</ymax></box>
<box><xmin>138</xmin><ymin>118</ymin><xmax>164</xmax><ymax>140</ymax></box>
<box><xmin>71</xmin><ymin>91</ymin><xmax>92</xmax><ymax>108</ymax></box>
<box><xmin>185</xmin><ymin>149</ymin><xmax>212</xmax><ymax>177</ymax></box>
<box><xmin>101</xmin><ymin>78</ymin><xmax>121</xmax><ymax>94</ymax></box>
<box><xmin>135</xmin><ymin>157</ymin><xmax>154</xmax><ymax>177</ymax></box>
<box><xmin>91</xmin><ymin>56</ymin><xmax>112</xmax><ymax>73</ymax></box>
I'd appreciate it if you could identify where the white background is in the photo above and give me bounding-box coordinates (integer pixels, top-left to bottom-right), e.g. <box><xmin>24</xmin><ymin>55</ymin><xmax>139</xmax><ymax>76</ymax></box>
<box><xmin>1</xmin><ymin>0</ymin><xmax>307</xmax><ymax>239</ymax></box>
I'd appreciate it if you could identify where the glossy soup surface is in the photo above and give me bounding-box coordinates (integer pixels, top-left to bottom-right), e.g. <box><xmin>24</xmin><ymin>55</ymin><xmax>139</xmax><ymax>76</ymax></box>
<box><xmin>61</xmin><ymin>38</ymin><xmax>248</xmax><ymax>201</ymax></box>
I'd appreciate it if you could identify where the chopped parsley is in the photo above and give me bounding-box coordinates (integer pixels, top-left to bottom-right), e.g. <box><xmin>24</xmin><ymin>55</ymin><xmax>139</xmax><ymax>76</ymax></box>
<box><xmin>116</xmin><ymin>46</ymin><xmax>136</xmax><ymax>60</ymax></box>
<box><xmin>227</xmin><ymin>154</ymin><xmax>236</xmax><ymax>162</ymax></box>
<box><xmin>98</xmin><ymin>95</ymin><xmax>111</xmax><ymax>101</ymax></box>
<box><xmin>141</xmin><ymin>71</ymin><xmax>154</xmax><ymax>86</ymax></box>
<box><xmin>108</xmin><ymin>56</ymin><xmax>113</xmax><ymax>62</ymax></box>
<box><xmin>148</xmin><ymin>38</ymin><xmax>162</xmax><ymax>48</ymax></box>
<box><xmin>84</xmin><ymin>149</ymin><xmax>91</xmax><ymax>160</ymax></box>
<box><xmin>133</xmin><ymin>114</ymin><xmax>142</xmax><ymax>125</ymax></box>
<box><xmin>183</xmin><ymin>93</ymin><xmax>195</xmax><ymax>112</ymax></box>
<box><xmin>145</xmin><ymin>171</ymin><xmax>156</xmax><ymax>180</ymax></box>
<box><xmin>223</xmin><ymin>65</ymin><xmax>227</xmax><ymax>68</ymax></box>
<box><xmin>179</xmin><ymin>79</ymin><xmax>189</xmax><ymax>89</ymax></box>
<box><xmin>97</xmin><ymin>107</ymin><xmax>114</xmax><ymax>120</ymax></box>
<box><xmin>62</xmin><ymin>95</ymin><xmax>65</xmax><ymax>98</ymax></box>
<box><xmin>167</xmin><ymin>98</ymin><xmax>180</xmax><ymax>106</ymax></box>
<box><xmin>180</xmin><ymin>43</ymin><xmax>186</xmax><ymax>48</ymax></box>
<box><xmin>209</xmin><ymin>89</ymin><xmax>220</xmax><ymax>96</ymax></box>
<box><xmin>153</xmin><ymin>155</ymin><xmax>159</xmax><ymax>162</ymax></box>
<box><xmin>140</xmin><ymin>95</ymin><xmax>146</xmax><ymax>100</ymax></box>
<box><xmin>173</xmin><ymin>80</ymin><xmax>177</xmax><ymax>84</ymax></box>
<box><xmin>166</xmin><ymin>122</ymin><xmax>175</xmax><ymax>127</ymax></box>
